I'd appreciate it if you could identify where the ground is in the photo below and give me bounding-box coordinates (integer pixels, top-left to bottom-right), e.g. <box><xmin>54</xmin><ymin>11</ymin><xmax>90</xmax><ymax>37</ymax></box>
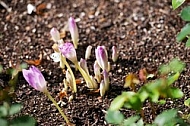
<box><xmin>0</xmin><ymin>0</ymin><xmax>190</xmax><ymax>126</ymax></box>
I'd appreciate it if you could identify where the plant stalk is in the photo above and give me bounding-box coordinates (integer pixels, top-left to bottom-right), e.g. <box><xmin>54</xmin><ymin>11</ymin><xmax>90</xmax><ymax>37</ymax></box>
<box><xmin>74</xmin><ymin>63</ymin><xmax>95</xmax><ymax>88</ymax></box>
<box><xmin>44</xmin><ymin>90</ymin><xmax>70</xmax><ymax>124</ymax></box>
<box><xmin>62</xmin><ymin>57</ymin><xmax>77</xmax><ymax>92</ymax></box>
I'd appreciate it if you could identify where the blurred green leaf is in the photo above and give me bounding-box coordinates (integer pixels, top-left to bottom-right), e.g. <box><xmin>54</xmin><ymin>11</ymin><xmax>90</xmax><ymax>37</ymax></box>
<box><xmin>159</xmin><ymin>64</ymin><xmax>170</xmax><ymax>75</ymax></box>
<box><xmin>172</xmin><ymin>0</ymin><xmax>185</xmax><ymax>10</ymax></box>
<box><xmin>10</xmin><ymin>116</ymin><xmax>36</xmax><ymax>126</ymax></box>
<box><xmin>109</xmin><ymin>92</ymin><xmax>134</xmax><ymax>111</ymax></box>
<box><xmin>186</xmin><ymin>38</ymin><xmax>190</xmax><ymax>47</ymax></box>
<box><xmin>167</xmin><ymin>72</ymin><xmax>180</xmax><ymax>86</ymax></box>
<box><xmin>157</xmin><ymin>99</ymin><xmax>166</xmax><ymax>105</ymax></box>
<box><xmin>0</xmin><ymin>105</ymin><xmax>8</xmax><ymax>117</ymax></box>
<box><xmin>154</xmin><ymin>109</ymin><xmax>177</xmax><ymax>126</ymax></box>
<box><xmin>159</xmin><ymin>58</ymin><xmax>185</xmax><ymax>75</ymax></box>
<box><xmin>168</xmin><ymin>87</ymin><xmax>183</xmax><ymax>99</ymax></box>
<box><xmin>177</xmin><ymin>23</ymin><xmax>190</xmax><ymax>42</ymax></box>
<box><xmin>123</xmin><ymin>116</ymin><xmax>140</xmax><ymax>126</ymax></box>
<box><xmin>180</xmin><ymin>6</ymin><xmax>190</xmax><ymax>21</ymax></box>
<box><xmin>9</xmin><ymin>104</ymin><xmax>23</xmax><ymax>116</ymax></box>
<box><xmin>0</xmin><ymin>118</ymin><xmax>8</xmax><ymax>126</ymax></box>
<box><xmin>169</xmin><ymin>58</ymin><xmax>185</xmax><ymax>73</ymax></box>
<box><xmin>123</xmin><ymin>94</ymin><xmax>142</xmax><ymax>111</ymax></box>
<box><xmin>184</xmin><ymin>98</ymin><xmax>190</xmax><ymax>107</ymax></box>
<box><xmin>105</xmin><ymin>110</ymin><xmax>124</xmax><ymax>125</ymax></box>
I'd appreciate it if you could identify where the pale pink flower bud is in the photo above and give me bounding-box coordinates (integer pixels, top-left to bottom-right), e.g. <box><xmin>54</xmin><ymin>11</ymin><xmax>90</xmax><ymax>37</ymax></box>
<box><xmin>68</xmin><ymin>17</ymin><xmax>79</xmax><ymax>49</ymax></box>
<box><xmin>85</xmin><ymin>45</ymin><xmax>92</xmax><ymax>60</ymax></box>
<box><xmin>59</xmin><ymin>42</ymin><xmax>78</xmax><ymax>63</ymax></box>
<box><xmin>93</xmin><ymin>60</ymin><xmax>101</xmax><ymax>83</ymax></box>
<box><xmin>79</xmin><ymin>58</ymin><xmax>89</xmax><ymax>75</ymax></box>
<box><xmin>95</xmin><ymin>46</ymin><xmax>109</xmax><ymax>71</ymax></box>
<box><xmin>50</xmin><ymin>27</ymin><xmax>60</xmax><ymax>42</ymax></box>
<box><xmin>22</xmin><ymin>66</ymin><xmax>47</xmax><ymax>92</ymax></box>
<box><xmin>112</xmin><ymin>46</ymin><xmax>119</xmax><ymax>62</ymax></box>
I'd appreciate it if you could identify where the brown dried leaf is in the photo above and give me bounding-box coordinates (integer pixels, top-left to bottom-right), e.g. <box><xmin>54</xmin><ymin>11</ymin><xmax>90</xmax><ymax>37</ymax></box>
<box><xmin>24</xmin><ymin>54</ymin><xmax>42</xmax><ymax>66</ymax></box>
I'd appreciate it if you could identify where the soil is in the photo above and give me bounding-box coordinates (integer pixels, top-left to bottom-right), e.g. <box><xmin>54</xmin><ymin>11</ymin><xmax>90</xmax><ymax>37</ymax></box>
<box><xmin>0</xmin><ymin>0</ymin><xmax>190</xmax><ymax>126</ymax></box>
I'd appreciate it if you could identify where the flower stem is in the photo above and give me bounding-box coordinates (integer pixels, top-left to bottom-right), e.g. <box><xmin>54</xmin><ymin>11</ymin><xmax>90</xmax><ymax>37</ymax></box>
<box><xmin>74</xmin><ymin>63</ymin><xmax>94</xmax><ymax>88</ymax></box>
<box><xmin>44</xmin><ymin>90</ymin><xmax>70</xmax><ymax>124</ymax></box>
<box><xmin>62</xmin><ymin>56</ymin><xmax>77</xmax><ymax>92</ymax></box>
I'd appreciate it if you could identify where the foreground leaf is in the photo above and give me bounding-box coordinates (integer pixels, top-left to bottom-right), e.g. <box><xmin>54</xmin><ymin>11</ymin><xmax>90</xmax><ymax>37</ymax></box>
<box><xmin>123</xmin><ymin>116</ymin><xmax>140</xmax><ymax>126</ymax></box>
<box><xmin>180</xmin><ymin>6</ymin><xmax>190</xmax><ymax>21</ymax></box>
<box><xmin>9</xmin><ymin>104</ymin><xmax>23</xmax><ymax>116</ymax></box>
<box><xmin>154</xmin><ymin>109</ymin><xmax>177</xmax><ymax>126</ymax></box>
<box><xmin>0</xmin><ymin>118</ymin><xmax>8</xmax><ymax>126</ymax></box>
<box><xmin>177</xmin><ymin>23</ymin><xmax>190</xmax><ymax>42</ymax></box>
<box><xmin>184</xmin><ymin>98</ymin><xmax>190</xmax><ymax>107</ymax></box>
<box><xmin>185</xmin><ymin>38</ymin><xmax>190</xmax><ymax>47</ymax></box>
<box><xmin>168</xmin><ymin>87</ymin><xmax>183</xmax><ymax>99</ymax></box>
<box><xmin>105</xmin><ymin>110</ymin><xmax>124</xmax><ymax>125</ymax></box>
<box><xmin>109</xmin><ymin>92</ymin><xmax>128</xmax><ymax>111</ymax></box>
<box><xmin>172</xmin><ymin>0</ymin><xmax>185</xmax><ymax>10</ymax></box>
<box><xmin>10</xmin><ymin>116</ymin><xmax>36</xmax><ymax>126</ymax></box>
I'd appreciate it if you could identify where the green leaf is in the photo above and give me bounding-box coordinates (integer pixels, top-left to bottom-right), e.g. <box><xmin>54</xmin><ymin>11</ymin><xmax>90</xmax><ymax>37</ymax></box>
<box><xmin>184</xmin><ymin>98</ymin><xmax>190</xmax><ymax>107</ymax></box>
<box><xmin>10</xmin><ymin>115</ymin><xmax>36</xmax><ymax>126</ymax></box>
<box><xmin>158</xmin><ymin>64</ymin><xmax>170</xmax><ymax>75</ymax></box>
<box><xmin>0</xmin><ymin>106</ymin><xmax>8</xmax><ymax>117</ymax></box>
<box><xmin>172</xmin><ymin>0</ymin><xmax>185</xmax><ymax>10</ymax></box>
<box><xmin>123</xmin><ymin>94</ymin><xmax>142</xmax><ymax>111</ymax></box>
<box><xmin>186</xmin><ymin>38</ymin><xmax>190</xmax><ymax>47</ymax></box>
<box><xmin>105</xmin><ymin>110</ymin><xmax>124</xmax><ymax>125</ymax></box>
<box><xmin>9</xmin><ymin>104</ymin><xmax>23</xmax><ymax>116</ymax></box>
<box><xmin>167</xmin><ymin>72</ymin><xmax>180</xmax><ymax>86</ymax></box>
<box><xmin>157</xmin><ymin>99</ymin><xmax>166</xmax><ymax>105</ymax></box>
<box><xmin>180</xmin><ymin>6</ymin><xmax>190</xmax><ymax>21</ymax></box>
<box><xmin>123</xmin><ymin>116</ymin><xmax>140</xmax><ymax>126</ymax></box>
<box><xmin>177</xmin><ymin>23</ymin><xmax>190</xmax><ymax>42</ymax></box>
<box><xmin>136</xmin><ymin>118</ymin><xmax>144</xmax><ymax>126</ymax></box>
<box><xmin>169</xmin><ymin>58</ymin><xmax>185</xmax><ymax>73</ymax></box>
<box><xmin>154</xmin><ymin>109</ymin><xmax>177</xmax><ymax>126</ymax></box>
<box><xmin>168</xmin><ymin>87</ymin><xmax>184</xmax><ymax>99</ymax></box>
<box><xmin>0</xmin><ymin>118</ymin><xmax>8</xmax><ymax>126</ymax></box>
<box><xmin>109</xmin><ymin>92</ymin><xmax>134</xmax><ymax>111</ymax></box>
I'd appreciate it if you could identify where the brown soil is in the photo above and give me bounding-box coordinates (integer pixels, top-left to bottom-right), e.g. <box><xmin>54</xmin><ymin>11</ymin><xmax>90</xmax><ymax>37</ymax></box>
<box><xmin>0</xmin><ymin>0</ymin><xmax>190</xmax><ymax>126</ymax></box>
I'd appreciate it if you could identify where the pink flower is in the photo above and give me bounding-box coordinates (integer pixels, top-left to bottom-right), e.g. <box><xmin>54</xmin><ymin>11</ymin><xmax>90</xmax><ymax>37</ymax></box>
<box><xmin>22</xmin><ymin>66</ymin><xmax>47</xmax><ymax>92</ymax></box>
<box><xmin>95</xmin><ymin>46</ymin><xmax>109</xmax><ymax>71</ymax></box>
<box><xmin>59</xmin><ymin>42</ymin><xmax>77</xmax><ymax>63</ymax></box>
<box><xmin>50</xmin><ymin>27</ymin><xmax>60</xmax><ymax>42</ymax></box>
<box><xmin>68</xmin><ymin>17</ymin><xmax>79</xmax><ymax>49</ymax></box>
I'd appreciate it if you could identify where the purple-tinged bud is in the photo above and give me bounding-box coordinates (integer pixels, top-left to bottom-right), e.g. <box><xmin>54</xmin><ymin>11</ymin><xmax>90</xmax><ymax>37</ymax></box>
<box><xmin>22</xmin><ymin>66</ymin><xmax>47</xmax><ymax>92</ymax></box>
<box><xmin>85</xmin><ymin>45</ymin><xmax>92</xmax><ymax>60</ymax></box>
<box><xmin>59</xmin><ymin>42</ymin><xmax>77</xmax><ymax>63</ymax></box>
<box><xmin>68</xmin><ymin>17</ymin><xmax>79</xmax><ymax>49</ymax></box>
<box><xmin>112</xmin><ymin>46</ymin><xmax>119</xmax><ymax>62</ymax></box>
<box><xmin>103</xmin><ymin>70</ymin><xmax>109</xmax><ymax>91</ymax></box>
<box><xmin>94</xmin><ymin>60</ymin><xmax>101</xmax><ymax>83</ymax></box>
<box><xmin>95</xmin><ymin>46</ymin><xmax>109</xmax><ymax>71</ymax></box>
<box><xmin>79</xmin><ymin>58</ymin><xmax>89</xmax><ymax>75</ymax></box>
<box><xmin>100</xmin><ymin>80</ymin><xmax>106</xmax><ymax>96</ymax></box>
<box><xmin>50</xmin><ymin>27</ymin><xmax>60</xmax><ymax>42</ymax></box>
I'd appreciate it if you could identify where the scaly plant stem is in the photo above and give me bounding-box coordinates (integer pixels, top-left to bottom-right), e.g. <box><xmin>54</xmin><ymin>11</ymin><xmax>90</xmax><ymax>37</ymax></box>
<box><xmin>44</xmin><ymin>90</ymin><xmax>70</xmax><ymax>124</ymax></box>
<box><xmin>62</xmin><ymin>57</ymin><xmax>77</xmax><ymax>93</ymax></box>
<box><xmin>74</xmin><ymin>63</ymin><xmax>94</xmax><ymax>88</ymax></box>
